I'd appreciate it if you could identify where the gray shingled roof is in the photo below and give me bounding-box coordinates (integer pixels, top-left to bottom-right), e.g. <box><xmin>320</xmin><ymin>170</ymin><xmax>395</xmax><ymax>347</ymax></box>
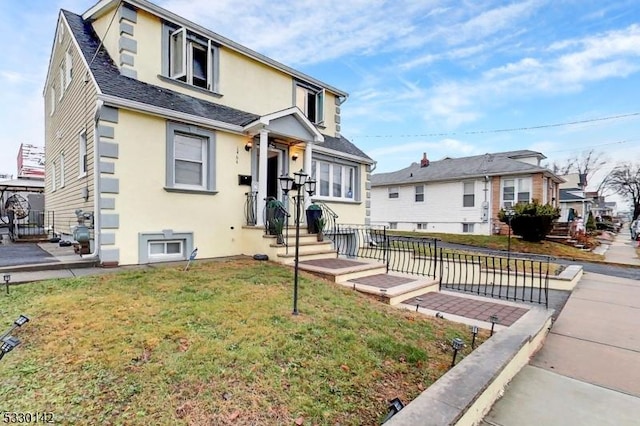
<box><xmin>371</xmin><ymin>151</ymin><xmax>555</xmax><ymax>186</ymax></box>
<box><xmin>559</xmin><ymin>189</ymin><xmax>586</xmax><ymax>201</ymax></box>
<box><xmin>64</xmin><ymin>10</ymin><xmax>260</xmax><ymax>127</ymax></box>
<box><xmin>321</xmin><ymin>135</ymin><xmax>372</xmax><ymax>161</ymax></box>
<box><xmin>62</xmin><ymin>10</ymin><xmax>367</xmax><ymax>160</ymax></box>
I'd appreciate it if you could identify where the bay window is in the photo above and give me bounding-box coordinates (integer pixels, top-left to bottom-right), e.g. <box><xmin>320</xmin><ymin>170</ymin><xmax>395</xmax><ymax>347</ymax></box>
<box><xmin>312</xmin><ymin>160</ymin><xmax>356</xmax><ymax>200</ymax></box>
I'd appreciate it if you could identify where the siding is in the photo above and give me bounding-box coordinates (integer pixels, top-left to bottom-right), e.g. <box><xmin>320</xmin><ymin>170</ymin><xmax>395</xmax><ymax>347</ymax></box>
<box><xmin>45</xmin><ymin>19</ymin><xmax>98</xmax><ymax>236</ymax></box>
<box><xmin>371</xmin><ymin>179</ymin><xmax>492</xmax><ymax>235</ymax></box>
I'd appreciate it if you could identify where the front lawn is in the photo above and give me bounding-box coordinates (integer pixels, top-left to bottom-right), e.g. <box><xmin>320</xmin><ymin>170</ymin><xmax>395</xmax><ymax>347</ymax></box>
<box><xmin>0</xmin><ymin>259</ymin><xmax>480</xmax><ymax>425</ymax></box>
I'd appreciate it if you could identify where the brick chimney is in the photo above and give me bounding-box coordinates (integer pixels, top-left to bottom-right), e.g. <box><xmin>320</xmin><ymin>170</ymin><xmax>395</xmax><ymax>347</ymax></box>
<box><xmin>420</xmin><ymin>152</ymin><xmax>429</xmax><ymax>168</ymax></box>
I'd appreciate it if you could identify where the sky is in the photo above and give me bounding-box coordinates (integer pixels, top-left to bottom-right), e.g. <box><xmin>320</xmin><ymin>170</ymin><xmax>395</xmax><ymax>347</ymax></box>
<box><xmin>1</xmin><ymin>0</ymin><xmax>639</xmax><ymax>208</ymax></box>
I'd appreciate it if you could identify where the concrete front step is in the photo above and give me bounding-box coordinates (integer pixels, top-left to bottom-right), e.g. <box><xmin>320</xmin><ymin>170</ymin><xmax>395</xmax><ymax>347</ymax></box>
<box><xmin>277</xmin><ymin>249</ymin><xmax>338</xmax><ymax>263</ymax></box>
<box><xmin>296</xmin><ymin>259</ymin><xmax>388</xmax><ymax>283</ymax></box>
<box><xmin>271</xmin><ymin>240</ymin><xmax>334</xmax><ymax>256</ymax></box>
<box><xmin>345</xmin><ymin>274</ymin><xmax>440</xmax><ymax>305</ymax></box>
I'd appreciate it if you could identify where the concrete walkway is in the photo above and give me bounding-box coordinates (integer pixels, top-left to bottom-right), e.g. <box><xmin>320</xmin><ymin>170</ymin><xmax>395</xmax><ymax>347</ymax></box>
<box><xmin>483</xmin><ymin>228</ymin><xmax>640</xmax><ymax>425</ymax></box>
<box><xmin>602</xmin><ymin>225</ymin><xmax>640</xmax><ymax>266</ymax></box>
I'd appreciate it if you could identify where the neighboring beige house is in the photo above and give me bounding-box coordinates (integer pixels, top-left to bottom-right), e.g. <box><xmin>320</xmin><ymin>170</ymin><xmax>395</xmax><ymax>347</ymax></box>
<box><xmin>44</xmin><ymin>0</ymin><xmax>373</xmax><ymax>266</ymax></box>
<box><xmin>370</xmin><ymin>150</ymin><xmax>563</xmax><ymax>235</ymax></box>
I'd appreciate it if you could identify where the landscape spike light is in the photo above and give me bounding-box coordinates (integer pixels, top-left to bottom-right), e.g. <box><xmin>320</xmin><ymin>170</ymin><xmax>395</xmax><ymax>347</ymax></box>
<box><xmin>415</xmin><ymin>297</ymin><xmax>423</xmax><ymax>312</ymax></box>
<box><xmin>0</xmin><ymin>335</ymin><xmax>21</xmax><ymax>361</ymax></box>
<box><xmin>14</xmin><ymin>315</ymin><xmax>29</xmax><ymax>327</ymax></box>
<box><xmin>489</xmin><ymin>315</ymin><xmax>499</xmax><ymax>336</ymax></box>
<box><xmin>451</xmin><ymin>337</ymin><xmax>464</xmax><ymax>368</ymax></box>
<box><xmin>381</xmin><ymin>397</ymin><xmax>405</xmax><ymax>423</ymax></box>
<box><xmin>470</xmin><ymin>325</ymin><xmax>479</xmax><ymax>349</ymax></box>
<box><xmin>3</xmin><ymin>274</ymin><xmax>10</xmax><ymax>295</ymax></box>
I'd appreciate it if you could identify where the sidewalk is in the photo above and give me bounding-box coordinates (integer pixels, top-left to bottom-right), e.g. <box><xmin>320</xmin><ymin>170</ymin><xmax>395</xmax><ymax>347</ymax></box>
<box><xmin>482</xmin><ymin>230</ymin><xmax>640</xmax><ymax>425</ymax></box>
<box><xmin>601</xmin><ymin>226</ymin><xmax>640</xmax><ymax>266</ymax></box>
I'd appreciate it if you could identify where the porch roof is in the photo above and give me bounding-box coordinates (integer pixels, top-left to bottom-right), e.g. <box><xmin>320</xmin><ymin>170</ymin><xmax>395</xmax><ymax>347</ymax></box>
<box><xmin>0</xmin><ymin>178</ymin><xmax>45</xmax><ymax>193</ymax></box>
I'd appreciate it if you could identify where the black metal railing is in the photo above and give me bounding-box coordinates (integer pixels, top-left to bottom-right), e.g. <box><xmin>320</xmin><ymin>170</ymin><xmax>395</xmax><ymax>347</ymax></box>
<box><xmin>244</xmin><ymin>192</ymin><xmax>257</xmax><ymax>226</ymax></box>
<box><xmin>439</xmin><ymin>252</ymin><xmax>549</xmax><ymax>308</ymax></box>
<box><xmin>8</xmin><ymin>210</ymin><xmax>55</xmax><ymax>242</ymax></box>
<box><xmin>312</xmin><ymin>201</ymin><xmax>339</xmax><ymax>236</ymax></box>
<box><xmin>386</xmin><ymin>235</ymin><xmax>439</xmax><ymax>279</ymax></box>
<box><xmin>332</xmin><ymin>223</ymin><xmax>389</xmax><ymax>266</ymax></box>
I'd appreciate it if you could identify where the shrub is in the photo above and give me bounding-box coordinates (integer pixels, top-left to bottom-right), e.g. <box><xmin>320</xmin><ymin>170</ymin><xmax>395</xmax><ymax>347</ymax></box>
<box><xmin>498</xmin><ymin>200</ymin><xmax>560</xmax><ymax>242</ymax></box>
<box><xmin>586</xmin><ymin>212</ymin><xmax>596</xmax><ymax>232</ymax></box>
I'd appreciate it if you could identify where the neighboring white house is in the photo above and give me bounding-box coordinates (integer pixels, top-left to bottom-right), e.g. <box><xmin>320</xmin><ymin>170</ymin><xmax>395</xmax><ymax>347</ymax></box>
<box><xmin>370</xmin><ymin>150</ymin><xmax>564</xmax><ymax>235</ymax></box>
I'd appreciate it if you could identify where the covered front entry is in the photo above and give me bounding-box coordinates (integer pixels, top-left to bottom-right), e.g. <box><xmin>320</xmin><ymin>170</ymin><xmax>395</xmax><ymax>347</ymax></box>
<box><xmin>244</xmin><ymin>107</ymin><xmax>324</xmax><ymax>226</ymax></box>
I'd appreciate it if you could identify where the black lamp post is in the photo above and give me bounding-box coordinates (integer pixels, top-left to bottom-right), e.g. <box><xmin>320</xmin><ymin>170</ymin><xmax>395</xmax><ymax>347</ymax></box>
<box><xmin>505</xmin><ymin>208</ymin><xmax>515</xmax><ymax>270</ymax></box>
<box><xmin>278</xmin><ymin>169</ymin><xmax>316</xmax><ymax>315</ymax></box>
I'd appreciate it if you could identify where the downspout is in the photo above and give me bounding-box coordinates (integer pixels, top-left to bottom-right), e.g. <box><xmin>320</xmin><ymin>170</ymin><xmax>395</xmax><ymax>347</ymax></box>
<box><xmin>83</xmin><ymin>99</ymin><xmax>103</xmax><ymax>258</ymax></box>
<box><xmin>369</xmin><ymin>161</ymin><xmax>378</xmax><ymax>173</ymax></box>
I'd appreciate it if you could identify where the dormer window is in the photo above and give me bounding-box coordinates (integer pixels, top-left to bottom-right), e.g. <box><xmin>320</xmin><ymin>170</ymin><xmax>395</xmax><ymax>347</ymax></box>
<box><xmin>295</xmin><ymin>83</ymin><xmax>324</xmax><ymax>124</ymax></box>
<box><xmin>169</xmin><ymin>27</ymin><xmax>219</xmax><ymax>92</ymax></box>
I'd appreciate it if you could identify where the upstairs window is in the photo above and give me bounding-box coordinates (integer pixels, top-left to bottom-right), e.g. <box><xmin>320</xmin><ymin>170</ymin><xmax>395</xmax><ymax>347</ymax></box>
<box><xmin>388</xmin><ymin>187</ymin><xmax>399</xmax><ymax>199</ymax></box>
<box><xmin>59</xmin><ymin>153</ymin><xmax>65</xmax><ymax>188</ymax></box>
<box><xmin>296</xmin><ymin>84</ymin><xmax>324</xmax><ymax>124</ymax></box>
<box><xmin>59</xmin><ymin>65</ymin><xmax>65</xmax><ymax>99</ymax></box>
<box><xmin>65</xmin><ymin>49</ymin><xmax>73</xmax><ymax>88</ymax></box>
<box><xmin>50</xmin><ymin>88</ymin><xmax>56</xmax><ymax>115</ymax></box>
<box><xmin>463</xmin><ymin>181</ymin><xmax>475</xmax><ymax>207</ymax></box>
<box><xmin>169</xmin><ymin>27</ymin><xmax>219</xmax><ymax>92</ymax></box>
<box><xmin>415</xmin><ymin>185</ymin><xmax>424</xmax><ymax>202</ymax></box>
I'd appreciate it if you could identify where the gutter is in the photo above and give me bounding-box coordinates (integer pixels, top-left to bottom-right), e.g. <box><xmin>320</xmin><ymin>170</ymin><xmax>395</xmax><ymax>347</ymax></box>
<box><xmin>82</xmin><ymin>98</ymin><xmax>103</xmax><ymax>259</ymax></box>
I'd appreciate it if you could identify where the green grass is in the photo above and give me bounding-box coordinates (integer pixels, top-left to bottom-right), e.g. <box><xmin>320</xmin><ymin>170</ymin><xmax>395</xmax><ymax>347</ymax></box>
<box><xmin>389</xmin><ymin>231</ymin><xmax>605</xmax><ymax>262</ymax></box>
<box><xmin>0</xmin><ymin>259</ymin><xmax>483</xmax><ymax>425</ymax></box>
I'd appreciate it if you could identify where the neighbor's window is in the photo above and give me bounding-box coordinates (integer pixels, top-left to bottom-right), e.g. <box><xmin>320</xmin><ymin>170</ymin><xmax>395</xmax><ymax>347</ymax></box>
<box><xmin>416</xmin><ymin>223</ymin><xmax>428</xmax><ymax>230</ymax></box>
<box><xmin>148</xmin><ymin>240</ymin><xmax>184</xmax><ymax>259</ymax></box>
<box><xmin>502</xmin><ymin>177</ymin><xmax>531</xmax><ymax>208</ymax></box>
<box><xmin>463</xmin><ymin>181</ymin><xmax>475</xmax><ymax>207</ymax></box>
<box><xmin>388</xmin><ymin>187</ymin><xmax>399</xmax><ymax>199</ymax></box>
<box><xmin>389</xmin><ymin>222</ymin><xmax>398</xmax><ymax>230</ymax></box>
<box><xmin>296</xmin><ymin>83</ymin><xmax>325</xmax><ymax>124</ymax></box>
<box><xmin>78</xmin><ymin>131</ymin><xmax>87</xmax><ymax>176</ymax></box>
<box><xmin>311</xmin><ymin>160</ymin><xmax>355</xmax><ymax>200</ymax></box>
<box><xmin>462</xmin><ymin>223</ymin><xmax>474</xmax><ymax>233</ymax></box>
<box><xmin>168</xmin><ymin>27</ymin><xmax>219</xmax><ymax>92</ymax></box>
<box><xmin>415</xmin><ymin>185</ymin><xmax>424</xmax><ymax>202</ymax></box>
<box><xmin>166</xmin><ymin>122</ymin><xmax>216</xmax><ymax>192</ymax></box>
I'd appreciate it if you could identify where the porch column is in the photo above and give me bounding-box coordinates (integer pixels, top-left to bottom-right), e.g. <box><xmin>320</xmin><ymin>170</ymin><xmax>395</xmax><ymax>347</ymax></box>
<box><xmin>304</xmin><ymin>141</ymin><xmax>313</xmax><ymax>208</ymax></box>
<box><xmin>256</xmin><ymin>128</ymin><xmax>269</xmax><ymax>226</ymax></box>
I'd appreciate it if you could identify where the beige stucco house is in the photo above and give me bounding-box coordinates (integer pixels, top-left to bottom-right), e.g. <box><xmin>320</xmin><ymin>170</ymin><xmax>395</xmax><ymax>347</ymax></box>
<box><xmin>44</xmin><ymin>0</ymin><xmax>373</xmax><ymax>266</ymax></box>
<box><xmin>370</xmin><ymin>150</ymin><xmax>564</xmax><ymax>235</ymax></box>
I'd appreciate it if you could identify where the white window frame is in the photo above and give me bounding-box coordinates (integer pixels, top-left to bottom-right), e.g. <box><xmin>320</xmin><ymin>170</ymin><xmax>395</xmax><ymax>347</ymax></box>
<box><xmin>59</xmin><ymin>65</ymin><xmax>65</xmax><ymax>99</ymax></box>
<box><xmin>463</xmin><ymin>181</ymin><xmax>475</xmax><ymax>207</ymax></box>
<box><xmin>415</xmin><ymin>185</ymin><xmax>424</xmax><ymax>202</ymax></box>
<box><xmin>166</xmin><ymin>122</ymin><xmax>216</xmax><ymax>193</ymax></box>
<box><xmin>295</xmin><ymin>84</ymin><xmax>325</xmax><ymax>124</ymax></box>
<box><xmin>78</xmin><ymin>131</ymin><xmax>87</xmax><ymax>177</ymax></box>
<box><xmin>462</xmin><ymin>223</ymin><xmax>474</xmax><ymax>233</ymax></box>
<box><xmin>169</xmin><ymin>27</ymin><xmax>219</xmax><ymax>92</ymax></box>
<box><xmin>416</xmin><ymin>223</ymin><xmax>428</xmax><ymax>230</ymax></box>
<box><xmin>148</xmin><ymin>239</ymin><xmax>184</xmax><ymax>261</ymax></box>
<box><xmin>59</xmin><ymin>153</ymin><xmax>65</xmax><ymax>188</ymax></box>
<box><xmin>311</xmin><ymin>160</ymin><xmax>355</xmax><ymax>201</ymax></box>
<box><xmin>65</xmin><ymin>49</ymin><xmax>73</xmax><ymax>88</ymax></box>
<box><xmin>51</xmin><ymin>161</ymin><xmax>57</xmax><ymax>192</ymax></box>
<box><xmin>173</xmin><ymin>133</ymin><xmax>207</xmax><ymax>189</ymax></box>
<box><xmin>501</xmin><ymin>177</ymin><xmax>532</xmax><ymax>208</ymax></box>
<box><xmin>388</xmin><ymin>187</ymin><xmax>399</xmax><ymax>199</ymax></box>
<box><xmin>50</xmin><ymin>88</ymin><xmax>56</xmax><ymax>115</ymax></box>
<box><xmin>389</xmin><ymin>222</ymin><xmax>398</xmax><ymax>230</ymax></box>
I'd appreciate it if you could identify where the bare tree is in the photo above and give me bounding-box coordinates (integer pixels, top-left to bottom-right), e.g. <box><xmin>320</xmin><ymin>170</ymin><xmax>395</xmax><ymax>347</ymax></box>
<box><xmin>606</xmin><ymin>162</ymin><xmax>640</xmax><ymax>220</ymax></box>
<box><xmin>544</xmin><ymin>160</ymin><xmax>573</xmax><ymax>175</ymax></box>
<box><xmin>568</xmin><ymin>149</ymin><xmax>607</xmax><ymax>188</ymax></box>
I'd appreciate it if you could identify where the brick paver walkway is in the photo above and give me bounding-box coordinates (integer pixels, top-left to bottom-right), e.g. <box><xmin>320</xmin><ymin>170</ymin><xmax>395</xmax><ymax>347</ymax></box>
<box><xmin>300</xmin><ymin>259</ymin><xmax>367</xmax><ymax>269</ymax></box>
<box><xmin>349</xmin><ymin>274</ymin><xmax>416</xmax><ymax>289</ymax></box>
<box><xmin>404</xmin><ymin>292</ymin><xmax>529</xmax><ymax>326</ymax></box>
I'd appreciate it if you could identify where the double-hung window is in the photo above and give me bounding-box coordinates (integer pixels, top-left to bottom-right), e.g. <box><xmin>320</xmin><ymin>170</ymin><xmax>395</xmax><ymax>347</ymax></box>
<box><xmin>65</xmin><ymin>49</ymin><xmax>73</xmax><ymax>87</ymax></box>
<box><xmin>296</xmin><ymin>83</ymin><xmax>325</xmax><ymax>124</ymax></box>
<box><xmin>415</xmin><ymin>185</ymin><xmax>424</xmax><ymax>202</ymax></box>
<box><xmin>169</xmin><ymin>27</ymin><xmax>219</xmax><ymax>92</ymax></box>
<box><xmin>388</xmin><ymin>187</ymin><xmax>399</xmax><ymax>199</ymax></box>
<box><xmin>166</xmin><ymin>122</ymin><xmax>216</xmax><ymax>192</ymax></box>
<box><xmin>311</xmin><ymin>160</ymin><xmax>355</xmax><ymax>200</ymax></box>
<box><xmin>463</xmin><ymin>181</ymin><xmax>475</xmax><ymax>207</ymax></box>
<box><xmin>502</xmin><ymin>177</ymin><xmax>531</xmax><ymax>208</ymax></box>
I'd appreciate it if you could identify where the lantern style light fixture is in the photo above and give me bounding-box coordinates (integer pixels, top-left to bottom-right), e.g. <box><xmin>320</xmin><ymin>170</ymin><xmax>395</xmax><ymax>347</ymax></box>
<box><xmin>451</xmin><ymin>337</ymin><xmax>464</xmax><ymax>368</ymax></box>
<box><xmin>489</xmin><ymin>314</ymin><xmax>499</xmax><ymax>336</ymax></box>
<box><xmin>278</xmin><ymin>169</ymin><xmax>316</xmax><ymax>315</ymax></box>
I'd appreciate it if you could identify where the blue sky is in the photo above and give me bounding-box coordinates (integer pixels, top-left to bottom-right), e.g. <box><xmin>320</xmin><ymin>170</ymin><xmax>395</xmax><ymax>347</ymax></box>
<box><xmin>1</xmin><ymin>0</ymin><xmax>639</xmax><ymax>206</ymax></box>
